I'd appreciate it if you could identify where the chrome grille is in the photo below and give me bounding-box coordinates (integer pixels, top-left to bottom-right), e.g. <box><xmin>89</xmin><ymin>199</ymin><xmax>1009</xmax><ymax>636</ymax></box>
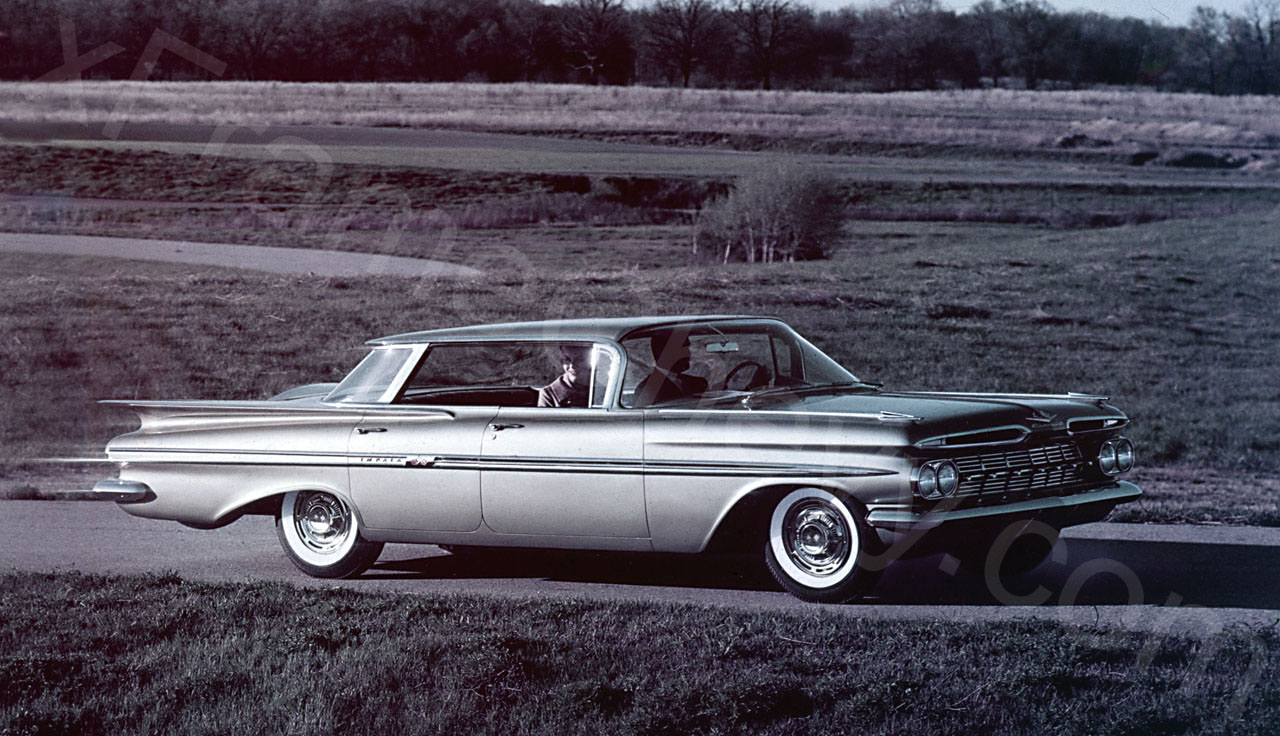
<box><xmin>953</xmin><ymin>441</ymin><xmax>1086</xmax><ymax>499</ymax></box>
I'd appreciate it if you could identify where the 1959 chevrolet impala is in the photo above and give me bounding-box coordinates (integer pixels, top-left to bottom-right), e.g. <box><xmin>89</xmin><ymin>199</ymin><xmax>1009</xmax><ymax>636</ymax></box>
<box><xmin>95</xmin><ymin>315</ymin><xmax>1140</xmax><ymax>603</ymax></box>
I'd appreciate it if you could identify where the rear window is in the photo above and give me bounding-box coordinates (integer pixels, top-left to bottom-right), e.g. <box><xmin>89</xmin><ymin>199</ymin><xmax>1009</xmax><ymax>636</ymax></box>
<box><xmin>325</xmin><ymin>348</ymin><xmax>415</xmax><ymax>403</ymax></box>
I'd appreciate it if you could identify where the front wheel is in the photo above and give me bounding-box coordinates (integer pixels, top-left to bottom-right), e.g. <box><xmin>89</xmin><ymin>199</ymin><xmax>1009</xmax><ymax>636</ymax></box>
<box><xmin>276</xmin><ymin>490</ymin><xmax>383</xmax><ymax>578</ymax></box>
<box><xmin>764</xmin><ymin>488</ymin><xmax>882</xmax><ymax>603</ymax></box>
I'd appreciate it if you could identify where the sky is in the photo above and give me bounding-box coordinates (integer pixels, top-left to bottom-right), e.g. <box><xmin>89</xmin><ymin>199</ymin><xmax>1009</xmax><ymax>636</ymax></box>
<box><xmin>805</xmin><ymin>0</ymin><xmax>1251</xmax><ymax>26</ymax></box>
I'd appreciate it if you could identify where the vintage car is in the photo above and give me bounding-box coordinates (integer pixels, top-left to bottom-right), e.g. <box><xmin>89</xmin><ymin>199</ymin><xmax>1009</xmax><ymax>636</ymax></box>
<box><xmin>94</xmin><ymin>315</ymin><xmax>1141</xmax><ymax>603</ymax></box>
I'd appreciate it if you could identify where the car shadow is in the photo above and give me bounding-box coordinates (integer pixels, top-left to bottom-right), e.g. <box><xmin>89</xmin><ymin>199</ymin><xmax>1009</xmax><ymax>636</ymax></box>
<box><xmin>364</xmin><ymin>536</ymin><xmax>1280</xmax><ymax>609</ymax></box>
<box><xmin>368</xmin><ymin>549</ymin><xmax>778</xmax><ymax>592</ymax></box>
<box><xmin>869</xmin><ymin>537</ymin><xmax>1280</xmax><ymax>609</ymax></box>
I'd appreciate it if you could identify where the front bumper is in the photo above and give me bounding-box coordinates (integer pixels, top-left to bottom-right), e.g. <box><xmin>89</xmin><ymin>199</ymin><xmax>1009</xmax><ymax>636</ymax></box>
<box><xmin>866</xmin><ymin>481</ymin><xmax>1141</xmax><ymax>532</ymax></box>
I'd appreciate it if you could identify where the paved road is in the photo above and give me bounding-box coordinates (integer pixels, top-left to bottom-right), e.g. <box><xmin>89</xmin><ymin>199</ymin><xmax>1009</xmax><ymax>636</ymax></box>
<box><xmin>0</xmin><ymin>231</ymin><xmax>482</xmax><ymax>277</ymax></box>
<box><xmin>4</xmin><ymin>500</ymin><xmax>1278</xmax><ymax>636</ymax></box>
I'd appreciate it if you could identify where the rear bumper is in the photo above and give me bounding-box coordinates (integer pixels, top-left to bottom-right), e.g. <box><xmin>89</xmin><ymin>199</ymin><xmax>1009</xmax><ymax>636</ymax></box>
<box><xmin>90</xmin><ymin>479</ymin><xmax>154</xmax><ymax>503</ymax></box>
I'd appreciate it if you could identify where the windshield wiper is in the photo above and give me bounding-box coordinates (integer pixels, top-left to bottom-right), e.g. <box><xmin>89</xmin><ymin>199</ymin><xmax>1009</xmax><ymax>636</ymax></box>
<box><xmin>743</xmin><ymin>381</ymin><xmax>880</xmax><ymax>408</ymax></box>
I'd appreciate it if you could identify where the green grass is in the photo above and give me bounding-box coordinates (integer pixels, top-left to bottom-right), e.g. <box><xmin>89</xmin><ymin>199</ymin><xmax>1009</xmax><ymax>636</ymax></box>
<box><xmin>1</xmin><ymin>571</ymin><xmax>1275</xmax><ymax>736</ymax></box>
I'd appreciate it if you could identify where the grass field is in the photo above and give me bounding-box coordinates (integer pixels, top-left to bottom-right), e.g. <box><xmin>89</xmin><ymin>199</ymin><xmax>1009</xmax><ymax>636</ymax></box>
<box><xmin>3</xmin><ymin>206</ymin><xmax>1278</xmax><ymax>522</ymax></box>
<box><xmin>2</xmin><ymin>82</ymin><xmax>1278</xmax><ymax>524</ymax></box>
<box><xmin>3</xmin><ymin>81</ymin><xmax>1278</xmax><ymax>736</ymax></box>
<box><xmin>4</xmin><ymin>143</ymin><xmax>1278</xmax><ymax>267</ymax></box>
<box><xmin>6</xmin><ymin>82</ymin><xmax>1280</xmax><ymax>155</ymax></box>
<box><xmin>1</xmin><ymin>571</ymin><xmax>1275</xmax><ymax>735</ymax></box>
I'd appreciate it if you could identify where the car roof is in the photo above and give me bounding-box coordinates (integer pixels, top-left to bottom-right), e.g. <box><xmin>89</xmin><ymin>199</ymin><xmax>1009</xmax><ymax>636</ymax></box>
<box><xmin>368</xmin><ymin>315</ymin><xmax>779</xmax><ymax>345</ymax></box>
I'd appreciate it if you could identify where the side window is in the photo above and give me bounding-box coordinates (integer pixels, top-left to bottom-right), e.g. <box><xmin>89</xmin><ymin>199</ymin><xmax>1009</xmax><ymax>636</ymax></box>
<box><xmin>396</xmin><ymin>342</ymin><xmax>611</xmax><ymax>408</ymax></box>
<box><xmin>403</xmin><ymin>344</ymin><xmax>546</xmax><ymax>391</ymax></box>
<box><xmin>326</xmin><ymin>347</ymin><xmax>416</xmax><ymax>403</ymax></box>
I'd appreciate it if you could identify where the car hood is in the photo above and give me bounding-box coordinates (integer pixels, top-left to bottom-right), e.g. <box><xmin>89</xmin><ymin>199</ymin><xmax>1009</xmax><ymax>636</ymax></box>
<box><xmin>746</xmin><ymin>389</ymin><xmax>1125</xmax><ymax>445</ymax></box>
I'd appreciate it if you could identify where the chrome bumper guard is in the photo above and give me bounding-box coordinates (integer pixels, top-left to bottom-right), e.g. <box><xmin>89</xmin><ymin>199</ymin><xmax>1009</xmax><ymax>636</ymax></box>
<box><xmin>865</xmin><ymin>481</ymin><xmax>1142</xmax><ymax>530</ymax></box>
<box><xmin>90</xmin><ymin>479</ymin><xmax>153</xmax><ymax>503</ymax></box>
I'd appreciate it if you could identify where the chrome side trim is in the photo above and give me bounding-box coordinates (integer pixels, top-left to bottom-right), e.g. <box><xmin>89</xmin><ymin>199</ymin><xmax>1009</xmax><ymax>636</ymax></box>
<box><xmin>105</xmin><ymin>447</ymin><xmax>893</xmax><ymax>478</ymax></box>
<box><xmin>865</xmin><ymin>482</ymin><xmax>1142</xmax><ymax>529</ymax></box>
<box><xmin>908</xmin><ymin>391</ymin><xmax>1110</xmax><ymax>402</ymax></box>
<box><xmin>435</xmin><ymin>455</ymin><xmax>894</xmax><ymax>477</ymax></box>
<box><xmin>109</xmin><ymin>448</ymin><xmax>361</xmax><ymax>466</ymax></box>
<box><xmin>91</xmin><ymin>478</ymin><xmax>152</xmax><ymax>502</ymax></box>
<box><xmin>656</xmin><ymin>409</ymin><xmax>921</xmax><ymax>422</ymax></box>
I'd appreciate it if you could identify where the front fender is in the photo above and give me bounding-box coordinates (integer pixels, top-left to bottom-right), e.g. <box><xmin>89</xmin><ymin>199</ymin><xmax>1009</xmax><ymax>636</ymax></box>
<box><xmin>648</xmin><ymin>471</ymin><xmax>903</xmax><ymax>554</ymax></box>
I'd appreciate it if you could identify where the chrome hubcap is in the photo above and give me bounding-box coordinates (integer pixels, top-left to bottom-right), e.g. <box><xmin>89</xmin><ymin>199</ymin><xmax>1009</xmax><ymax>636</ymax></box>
<box><xmin>784</xmin><ymin>501</ymin><xmax>851</xmax><ymax>577</ymax></box>
<box><xmin>293</xmin><ymin>492</ymin><xmax>351</xmax><ymax>554</ymax></box>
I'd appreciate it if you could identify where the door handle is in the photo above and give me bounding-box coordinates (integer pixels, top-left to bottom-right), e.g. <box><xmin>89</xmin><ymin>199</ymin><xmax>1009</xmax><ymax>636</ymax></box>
<box><xmin>357</xmin><ymin>427</ymin><xmax>388</xmax><ymax>434</ymax></box>
<box><xmin>490</xmin><ymin>423</ymin><xmax>524</xmax><ymax>432</ymax></box>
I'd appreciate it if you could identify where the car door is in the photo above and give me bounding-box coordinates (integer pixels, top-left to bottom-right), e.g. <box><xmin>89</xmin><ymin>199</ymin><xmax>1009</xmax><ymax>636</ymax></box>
<box><xmin>348</xmin><ymin>407</ymin><xmax>496</xmax><ymax>533</ymax></box>
<box><xmin>479</xmin><ymin>407</ymin><xmax>647</xmax><ymax>540</ymax></box>
<box><xmin>479</xmin><ymin>344</ymin><xmax>649</xmax><ymax>541</ymax></box>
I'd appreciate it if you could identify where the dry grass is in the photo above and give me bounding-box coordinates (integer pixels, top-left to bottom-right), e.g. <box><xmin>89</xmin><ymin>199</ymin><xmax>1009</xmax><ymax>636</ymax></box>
<box><xmin>2</xmin><ymin>208</ymin><xmax>1278</xmax><ymax>522</ymax></box>
<box><xmin>5</xmin><ymin>144</ymin><xmax>1276</xmax><ymax>272</ymax></box>
<box><xmin>5</xmin><ymin>82</ymin><xmax>1280</xmax><ymax>153</ymax></box>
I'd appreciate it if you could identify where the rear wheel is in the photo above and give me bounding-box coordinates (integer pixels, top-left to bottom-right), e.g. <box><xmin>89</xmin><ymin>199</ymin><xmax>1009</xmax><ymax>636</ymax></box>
<box><xmin>276</xmin><ymin>490</ymin><xmax>383</xmax><ymax>578</ymax></box>
<box><xmin>764</xmin><ymin>488</ymin><xmax>882</xmax><ymax>603</ymax></box>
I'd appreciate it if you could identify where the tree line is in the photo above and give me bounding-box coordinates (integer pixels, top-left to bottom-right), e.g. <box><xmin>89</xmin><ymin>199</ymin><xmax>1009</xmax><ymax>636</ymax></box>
<box><xmin>3</xmin><ymin>0</ymin><xmax>1279</xmax><ymax>95</ymax></box>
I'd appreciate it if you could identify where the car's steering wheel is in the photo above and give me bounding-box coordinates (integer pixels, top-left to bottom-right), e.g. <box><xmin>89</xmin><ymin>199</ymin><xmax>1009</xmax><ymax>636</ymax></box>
<box><xmin>724</xmin><ymin>360</ymin><xmax>770</xmax><ymax>391</ymax></box>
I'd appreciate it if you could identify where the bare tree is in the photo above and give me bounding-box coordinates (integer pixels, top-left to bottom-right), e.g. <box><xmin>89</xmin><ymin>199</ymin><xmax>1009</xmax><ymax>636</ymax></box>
<box><xmin>1181</xmin><ymin>6</ymin><xmax>1229</xmax><ymax>93</ymax></box>
<box><xmin>968</xmin><ymin>0</ymin><xmax>1009</xmax><ymax>86</ymax></box>
<box><xmin>1236</xmin><ymin>0</ymin><xmax>1280</xmax><ymax>92</ymax></box>
<box><xmin>560</xmin><ymin>0</ymin><xmax>632</xmax><ymax>84</ymax></box>
<box><xmin>726</xmin><ymin>0</ymin><xmax>805</xmax><ymax>89</ymax></box>
<box><xmin>643</xmin><ymin>0</ymin><xmax>724</xmax><ymax>87</ymax></box>
<box><xmin>1000</xmin><ymin>0</ymin><xmax>1067</xmax><ymax>89</ymax></box>
<box><xmin>213</xmin><ymin>0</ymin><xmax>295</xmax><ymax>80</ymax></box>
<box><xmin>856</xmin><ymin>0</ymin><xmax>961</xmax><ymax>90</ymax></box>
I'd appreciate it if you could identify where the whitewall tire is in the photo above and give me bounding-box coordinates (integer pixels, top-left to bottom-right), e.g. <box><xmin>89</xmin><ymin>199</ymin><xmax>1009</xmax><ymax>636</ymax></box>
<box><xmin>764</xmin><ymin>488</ymin><xmax>881</xmax><ymax>603</ymax></box>
<box><xmin>277</xmin><ymin>490</ymin><xmax>383</xmax><ymax>578</ymax></box>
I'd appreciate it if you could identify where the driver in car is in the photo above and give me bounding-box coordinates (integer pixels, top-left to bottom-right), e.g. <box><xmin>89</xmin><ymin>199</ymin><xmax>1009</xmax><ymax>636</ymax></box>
<box><xmin>632</xmin><ymin>330</ymin><xmax>708</xmax><ymax>407</ymax></box>
<box><xmin>538</xmin><ymin>344</ymin><xmax>592</xmax><ymax>407</ymax></box>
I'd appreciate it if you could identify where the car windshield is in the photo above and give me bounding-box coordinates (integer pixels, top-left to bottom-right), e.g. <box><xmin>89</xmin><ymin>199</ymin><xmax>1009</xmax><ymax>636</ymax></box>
<box><xmin>618</xmin><ymin>321</ymin><xmax>857</xmax><ymax>408</ymax></box>
<box><xmin>325</xmin><ymin>347</ymin><xmax>416</xmax><ymax>403</ymax></box>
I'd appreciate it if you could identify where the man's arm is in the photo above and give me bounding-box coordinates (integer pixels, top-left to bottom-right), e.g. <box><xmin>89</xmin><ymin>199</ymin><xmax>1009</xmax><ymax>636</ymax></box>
<box><xmin>537</xmin><ymin>385</ymin><xmax>558</xmax><ymax>407</ymax></box>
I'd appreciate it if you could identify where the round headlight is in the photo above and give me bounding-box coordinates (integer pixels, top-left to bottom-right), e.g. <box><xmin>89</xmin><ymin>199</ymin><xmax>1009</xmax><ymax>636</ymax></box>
<box><xmin>936</xmin><ymin>461</ymin><xmax>959</xmax><ymax>496</ymax></box>
<box><xmin>1115</xmin><ymin>438</ymin><xmax>1134</xmax><ymax>473</ymax></box>
<box><xmin>918</xmin><ymin>465</ymin><xmax>938</xmax><ymax>498</ymax></box>
<box><xmin>1098</xmin><ymin>440</ymin><xmax>1118</xmax><ymax>475</ymax></box>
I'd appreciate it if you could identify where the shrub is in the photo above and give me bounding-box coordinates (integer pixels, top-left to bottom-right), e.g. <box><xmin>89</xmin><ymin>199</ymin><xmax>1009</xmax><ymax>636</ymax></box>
<box><xmin>692</xmin><ymin>162</ymin><xmax>845</xmax><ymax>264</ymax></box>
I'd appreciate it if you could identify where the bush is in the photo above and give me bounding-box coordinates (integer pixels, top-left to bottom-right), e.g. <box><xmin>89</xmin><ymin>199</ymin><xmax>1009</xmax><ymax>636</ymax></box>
<box><xmin>692</xmin><ymin>162</ymin><xmax>845</xmax><ymax>264</ymax></box>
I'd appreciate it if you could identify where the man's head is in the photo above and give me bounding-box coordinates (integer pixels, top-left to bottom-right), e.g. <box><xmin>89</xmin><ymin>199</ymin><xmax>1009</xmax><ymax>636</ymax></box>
<box><xmin>558</xmin><ymin>345</ymin><xmax>592</xmax><ymax>385</ymax></box>
<box><xmin>650</xmin><ymin>330</ymin><xmax>692</xmax><ymax>373</ymax></box>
